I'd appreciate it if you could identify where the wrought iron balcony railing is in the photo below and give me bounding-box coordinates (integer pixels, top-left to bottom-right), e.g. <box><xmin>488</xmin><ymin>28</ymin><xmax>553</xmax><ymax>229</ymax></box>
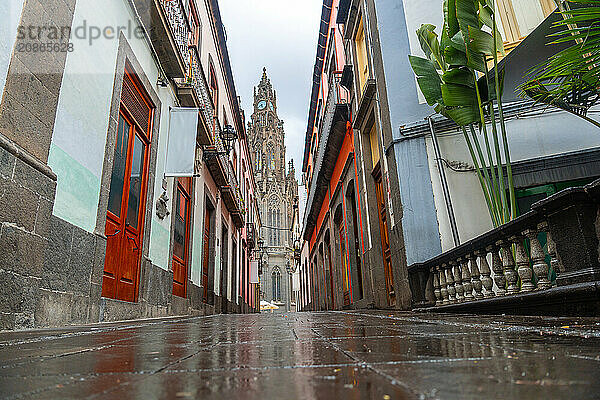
<box><xmin>160</xmin><ymin>0</ymin><xmax>225</xmax><ymax>151</ymax></box>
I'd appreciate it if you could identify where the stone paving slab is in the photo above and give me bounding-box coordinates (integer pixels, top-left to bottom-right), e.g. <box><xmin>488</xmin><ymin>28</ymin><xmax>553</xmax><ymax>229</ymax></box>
<box><xmin>0</xmin><ymin>311</ymin><xmax>599</xmax><ymax>399</ymax></box>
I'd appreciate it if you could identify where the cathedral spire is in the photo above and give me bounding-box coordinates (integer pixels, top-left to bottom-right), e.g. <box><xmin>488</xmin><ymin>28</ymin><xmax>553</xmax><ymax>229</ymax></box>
<box><xmin>261</xmin><ymin>67</ymin><xmax>269</xmax><ymax>85</ymax></box>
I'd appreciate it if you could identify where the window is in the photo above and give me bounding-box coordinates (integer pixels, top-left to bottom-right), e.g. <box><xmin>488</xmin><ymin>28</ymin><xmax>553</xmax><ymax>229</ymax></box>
<box><xmin>255</xmin><ymin>149</ymin><xmax>262</xmax><ymax>170</ymax></box>
<box><xmin>186</xmin><ymin>0</ymin><xmax>201</xmax><ymax>50</ymax></box>
<box><xmin>315</xmin><ymin>100</ymin><xmax>321</xmax><ymax>128</ymax></box>
<box><xmin>268</xmin><ymin>197</ymin><xmax>281</xmax><ymax>246</ymax></box>
<box><xmin>267</xmin><ymin>142</ymin><xmax>276</xmax><ymax>170</ymax></box>
<box><xmin>368</xmin><ymin>124</ymin><xmax>380</xmax><ymax>169</ymax></box>
<box><xmin>354</xmin><ymin>17</ymin><xmax>369</xmax><ymax>95</ymax></box>
<box><xmin>209</xmin><ymin>60</ymin><xmax>218</xmax><ymax>111</ymax></box>
<box><xmin>272</xmin><ymin>268</ymin><xmax>281</xmax><ymax>301</ymax></box>
<box><xmin>496</xmin><ymin>0</ymin><xmax>554</xmax><ymax>44</ymax></box>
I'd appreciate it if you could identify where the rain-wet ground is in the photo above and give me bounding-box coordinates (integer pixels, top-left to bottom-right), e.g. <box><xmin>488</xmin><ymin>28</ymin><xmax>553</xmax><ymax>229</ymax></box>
<box><xmin>1</xmin><ymin>310</ymin><xmax>599</xmax><ymax>399</ymax></box>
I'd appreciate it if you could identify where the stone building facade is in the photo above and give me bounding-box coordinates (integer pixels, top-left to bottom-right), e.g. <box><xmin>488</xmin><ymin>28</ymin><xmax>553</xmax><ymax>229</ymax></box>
<box><xmin>248</xmin><ymin>69</ymin><xmax>298</xmax><ymax>312</ymax></box>
<box><xmin>299</xmin><ymin>0</ymin><xmax>600</xmax><ymax>313</ymax></box>
<box><xmin>0</xmin><ymin>0</ymin><xmax>260</xmax><ymax>330</ymax></box>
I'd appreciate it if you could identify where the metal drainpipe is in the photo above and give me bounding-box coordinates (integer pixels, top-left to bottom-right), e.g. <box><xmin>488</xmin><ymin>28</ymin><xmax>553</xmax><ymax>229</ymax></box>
<box><xmin>428</xmin><ymin>117</ymin><xmax>460</xmax><ymax>247</ymax></box>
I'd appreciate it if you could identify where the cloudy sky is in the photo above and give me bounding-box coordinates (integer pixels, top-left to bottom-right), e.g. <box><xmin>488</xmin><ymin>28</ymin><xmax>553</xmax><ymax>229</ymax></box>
<box><xmin>218</xmin><ymin>0</ymin><xmax>323</xmax><ymax>182</ymax></box>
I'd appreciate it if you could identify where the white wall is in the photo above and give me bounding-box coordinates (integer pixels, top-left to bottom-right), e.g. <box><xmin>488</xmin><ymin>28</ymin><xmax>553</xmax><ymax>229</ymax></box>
<box><xmin>428</xmin><ymin>107</ymin><xmax>600</xmax><ymax>251</ymax></box>
<box><xmin>51</xmin><ymin>0</ymin><xmax>177</xmax><ymax>270</ymax></box>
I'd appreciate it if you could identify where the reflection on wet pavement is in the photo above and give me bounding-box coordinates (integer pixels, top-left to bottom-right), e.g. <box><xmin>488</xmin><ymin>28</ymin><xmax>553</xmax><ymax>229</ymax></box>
<box><xmin>1</xmin><ymin>311</ymin><xmax>599</xmax><ymax>399</ymax></box>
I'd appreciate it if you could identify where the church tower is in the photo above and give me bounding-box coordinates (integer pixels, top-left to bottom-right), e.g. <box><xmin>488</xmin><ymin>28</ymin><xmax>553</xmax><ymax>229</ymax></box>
<box><xmin>248</xmin><ymin>68</ymin><xmax>299</xmax><ymax>311</ymax></box>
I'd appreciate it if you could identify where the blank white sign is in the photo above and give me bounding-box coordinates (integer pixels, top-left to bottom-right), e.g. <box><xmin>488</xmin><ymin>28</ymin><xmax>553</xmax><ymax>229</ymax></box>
<box><xmin>250</xmin><ymin>260</ymin><xmax>259</xmax><ymax>284</ymax></box>
<box><xmin>165</xmin><ymin>107</ymin><xmax>199</xmax><ymax>177</ymax></box>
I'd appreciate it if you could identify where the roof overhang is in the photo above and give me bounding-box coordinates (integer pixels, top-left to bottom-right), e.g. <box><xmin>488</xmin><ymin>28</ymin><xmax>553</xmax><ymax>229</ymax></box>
<box><xmin>303</xmin><ymin>0</ymin><xmax>333</xmax><ymax>172</ymax></box>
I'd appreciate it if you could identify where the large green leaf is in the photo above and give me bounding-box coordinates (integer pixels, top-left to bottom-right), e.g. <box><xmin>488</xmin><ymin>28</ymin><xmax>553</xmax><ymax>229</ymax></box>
<box><xmin>444</xmin><ymin>0</ymin><xmax>459</xmax><ymax>38</ymax></box>
<box><xmin>450</xmin><ymin>31</ymin><xmax>466</xmax><ymax>51</ymax></box>
<box><xmin>456</xmin><ymin>0</ymin><xmax>480</xmax><ymax>35</ymax></box>
<box><xmin>442</xmin><ymin>67</ymin><xmax>475</xmax><ymax>87</ymax></box>
<box><xmin>445</xmin><ymin>45</ymin><xmax>468</xmax><ymax>67</ymax></box>
<box><xmin>477</xmin><ymin>67</ymin><xmax>505</xmax><ymax>103</ymax></box>
<box><xmin>408</xmin><ymin>55</ymin><xmax>443</xmax><ymax>106</ymax></box>
<box><xmin>440</xmin><ymin>23</ymin><xmax>453</xmax><ymax>59</ymax></box>
<box><xmin>416</xmin><ymin>24</ymin><xmax>446</xmax><ymax>71</ymax></box>
<box><xmin>445</xmin><ymin>106</ymin><xmax>479</xmax><ymax>126</ymax></box>
<box><xmin>478</xmin><ymin>3</ymin><xmax>493</xmax><ymax>28</ymax></box>
<box><xmin>455</xmin><ymin>0</ymin><xmax>488</xmax><ymax>72</ymax></box>
<box><xmin>466</xmin><ymin>50</ymin><xmax>487</xmax><ymax>72</ymax></box>
<box><xmin>441</xmin><ymin>81</ymin><xmax>477</xmax><ymax>106</ymax></box>
<box><xmin>467</xmin><ymin>26</ymin><xmax>495</xmax><ymax>56</ymax></box>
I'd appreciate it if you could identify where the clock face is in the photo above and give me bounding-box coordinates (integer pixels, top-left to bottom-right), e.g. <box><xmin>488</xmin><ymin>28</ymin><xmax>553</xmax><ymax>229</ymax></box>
<box><xmin>257</xmin><ymin>100</ymin><xmax>266</xmax><ymax>110</ymax></box>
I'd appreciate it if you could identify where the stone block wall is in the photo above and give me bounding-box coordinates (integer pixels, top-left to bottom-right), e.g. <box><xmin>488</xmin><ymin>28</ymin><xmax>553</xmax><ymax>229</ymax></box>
<box><xmin>0</xmin><ymin>140</ymin><xmax>57</xmax><ymax>330</ymax></box>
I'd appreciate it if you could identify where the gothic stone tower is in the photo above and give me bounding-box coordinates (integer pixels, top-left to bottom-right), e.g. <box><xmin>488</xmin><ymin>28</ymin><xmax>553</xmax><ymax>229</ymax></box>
<box><xmin>248</xmin><ymin>68</ymin><xmax>298</xmax><ymax>312</ymax></box>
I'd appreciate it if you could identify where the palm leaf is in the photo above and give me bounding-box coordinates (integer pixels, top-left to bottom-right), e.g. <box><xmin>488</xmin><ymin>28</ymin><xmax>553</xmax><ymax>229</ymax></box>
<box><xmin>521</xmin><ymin>1</ymin><xmax>600</xmax><ymax>118</ymax></box>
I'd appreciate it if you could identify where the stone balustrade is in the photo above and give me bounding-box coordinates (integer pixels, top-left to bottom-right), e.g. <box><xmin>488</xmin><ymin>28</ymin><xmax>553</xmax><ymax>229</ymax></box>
<box><xmin>409</xmin><ymin>179</ymin><xmax>600</xmax><ymax>315</ymax></box>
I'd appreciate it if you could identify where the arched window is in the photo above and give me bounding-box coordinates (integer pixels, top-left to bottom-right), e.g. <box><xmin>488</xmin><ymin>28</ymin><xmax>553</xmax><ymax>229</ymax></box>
<box><xmin>267</xmin><ymin>142</ymin><xmax>276</xmax><ymax>170</ymax></box>
<box><xmin>272</xmin><ymin>268</ymin><xmax>281</xmax><ymax>301</ymax></box>
<box><xmin>255</xmin><ymin>149</ymin><xmax>261</xmax><ymax>170</ymax></box>
<box><xmin>269</xmin><ymin>197</ymin><xmax>280</xmax><ymax>246</ymax></box>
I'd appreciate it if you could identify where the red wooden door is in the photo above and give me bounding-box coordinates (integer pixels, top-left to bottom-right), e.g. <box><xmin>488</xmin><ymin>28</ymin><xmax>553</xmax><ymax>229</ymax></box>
<box><xmin>173</xmin><ymin>177</ymin><xmax>192</xmax><ymax>298</ymax></box>
<box><xmin>202</xmin><ymin>207</ymin><xmax>211</xmax><ymax>302</ymax></box>
<box><xmin>102</xmin><ymin>66</ymin><xmax>153</xmax><ymax>303</ymax></box>
<box><xmin>102</xmin><ymin>111</ymin><xmax>150</xmax><ymax>302</ymax></box>
<box><xmin>373</xmin><ymin>164</ymin><xmax>395</xmax><ymax>307</ymax></box>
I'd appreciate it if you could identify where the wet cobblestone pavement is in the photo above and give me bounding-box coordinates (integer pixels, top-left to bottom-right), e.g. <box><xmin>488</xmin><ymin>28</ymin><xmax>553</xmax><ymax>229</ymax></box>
<box><xmin>1</xmin><ymin>311</ymin><xmax>600</xmax><ymax>399</ymax></box>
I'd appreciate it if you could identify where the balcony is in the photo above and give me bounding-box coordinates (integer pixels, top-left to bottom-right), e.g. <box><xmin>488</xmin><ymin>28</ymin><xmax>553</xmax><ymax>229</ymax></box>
<box><xmin>132</xmin><ymin>0</ymin><xmax>187</xmax><ymax>79</ymax></box>
<box><xmin>408</xmin><ymin>179</ymin><xmax>600</xmax><ymax>316</ymax></box>
<box><xmin>202</xmin><ymin>122</ymin><xmax>244</xmax><ymax>227</ymax></box>
<box><xmin>222</xmin><ymin>159</ymin><xmax>244</xmax><ymax>228</ymax></box>
<box><xmin>302</xmin><ymin>72</ymin><xmax>350</xmax><ymax>240</ymax></box>
<box><xmin>135</xmin><ymin>0</ymin><xmax>217</xmax><ymax>145</ymax></box>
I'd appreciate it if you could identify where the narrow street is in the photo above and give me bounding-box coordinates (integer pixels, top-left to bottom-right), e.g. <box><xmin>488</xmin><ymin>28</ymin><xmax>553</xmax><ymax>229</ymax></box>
<box><xmin>1</xmin><ymin>311</ymin><xmax>599</xmax><ymax>399</ymax></box>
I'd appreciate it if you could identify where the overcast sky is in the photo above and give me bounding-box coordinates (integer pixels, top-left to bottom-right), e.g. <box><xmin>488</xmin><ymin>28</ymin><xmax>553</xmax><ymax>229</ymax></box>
<box><xmin>219</xmin><ymin>0</ymin><xmax>322</xmax><ymax>182</ymax></box>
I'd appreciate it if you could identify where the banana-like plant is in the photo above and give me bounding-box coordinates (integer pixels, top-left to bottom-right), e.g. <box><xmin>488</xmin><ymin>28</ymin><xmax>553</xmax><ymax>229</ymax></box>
<box><xmin>521</xmin><ymin>0</ymin><xmax>600</xmax><ymax>129</ymax></box>
<box><xmin>409</xmin><ymin>0</ymin><xmax>516</xmax><ymax>227</ymax></box>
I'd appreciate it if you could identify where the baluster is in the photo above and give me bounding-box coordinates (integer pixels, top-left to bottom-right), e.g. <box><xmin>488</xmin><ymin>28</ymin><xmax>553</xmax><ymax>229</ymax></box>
<box><xmin>468</xmin><ymin>253</ymin><xmax>483</xmax><ymax>299</ymax></box>
<box><xmin>445</xmin><ymin>263</ymin><xmax>456</xmax><ymax>304</ymax></box>
<box><xmin>511</xmin><ymin>235</ymin><xmax>534</xmax><ymax>292</ymax></box>
<box><xmin>524</xmin><ymin>228</ymin><xmax>551</xmax><ymax>290</ymax></box>
<box><xmin>461</xmin><ymin>257</ymin><xmax>474</xmax><ymax>300</ymax></box>
<box><xmin>438</xmin><ymin>265</ymin><xmax>449</xmax><ymax>305</ymax></box>
<box><xmin>541</xmin><ymin>221</ymin><xmax>562</xmax><ymax>281</ymax></box>
<box><xmin>452</xmin><ymin>260</ymin><xmax>464</xmax><ymax>302</ymax></box>
<box><xmin>432</xmin><ymin>267</ymin><xmax>442</xmax><ymax>306</ymax></box>
<box><xmin>477</xmin><ymin>249</ymin><xmax>494</xmax><ymax>297</ymax></box>
<box><xmin>489</xmin><ymin>245</ymin><xmax>506</xmax><ymax>296</ymax></box>
<box><xmin>498</xmin><ymin>240</ymin><xmax>519</xmax><ymax>294</ymax></box>
<box><xmin>425</xmin><ymin>268</ymin><xmax>435</xmax><ymax>305</ymax></box>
